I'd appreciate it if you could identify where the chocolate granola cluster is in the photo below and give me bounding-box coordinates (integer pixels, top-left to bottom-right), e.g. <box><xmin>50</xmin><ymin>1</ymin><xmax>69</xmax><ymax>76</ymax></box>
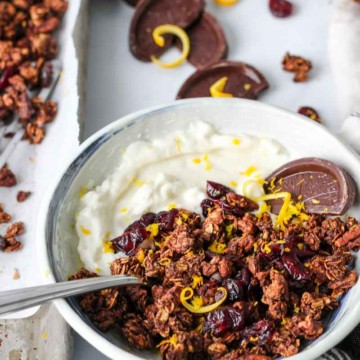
<box><xmin>71</xmin><ymin>181</ymin><xmax>359</xmax><ymax>360</ymax></box>
<box><xmin>0</xmin><ymin>0</ymin><xmax>68</xmax><ymax>143</ymax></box>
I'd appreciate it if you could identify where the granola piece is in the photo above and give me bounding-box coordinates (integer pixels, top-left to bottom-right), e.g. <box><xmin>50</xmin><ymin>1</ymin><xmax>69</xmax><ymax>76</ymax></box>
<box><xmin>282</xmin><ymin>52</ymin><xmax>312</xmax><ymax>82</ymax></box>
<box><xmin>143</xmin><ymin>251</ymin><xmax>165</xmax><ymax>279</ymax></box>
<box><xmin>207</xmin><ymin>342</ymin><xmax>228</xmax><ymax>359</ymax></box>
<box><xmin>164</xmin><ymin>252</ymin><xmax>203</xmax><ymax>287</ymax></box>
<box><xmin>308</xmin><ymin>253</ymin><xmax>350</xmax><ymax>284</ymax></box>
<box><xmin>28</xmin><ymin>33</ymin><xmax>57</xmax><ymax>59</ymax></box>
<box><xmin>201</xmin><ymin>207</ymin><xmax>225</xmax><ymax>243</ymax></box>
<box><xmin>328</xmin><ymin>270</ymin><xmax>358</xmax><ymax>298</ymax></box>
<box><xmin>226</xmin><ymin>235</ymin><xmax>255</xmax><ymax>258</ymax></box>
<box><xmin>166</xmin><ymin>224</ymin><xmax>195</xmax><ymax>255</ymax></box>
<box><xmin>70</xmin><ymin>269</ymin><xmax>128</xmax><ymax>331</ymax></box>
<box><xmin>220</xmin><ymin>352</ymin><xmax>272</xmax><ymax>360</ymax></box>
<box><xmin>201</xmin><ymin>255</ymin><xmax>234</xmax><ymax>278</ymax></box>
<box><xmin>16</xmin><ymin>190</ymin><xmax>31</xmax><ymax>202</ymax></box>
<box><xmin>0</xmin><ymin>204</ymin><xmax>11</xmax><ymax>223</ymax></box>
<box><xmin>320</xmin><ymin>217</ymin><xmax>346</xmax><ymax>245</ymax></box>
<box><xmin>110</xmin><ymin>256</ymin><xmax>144</xmax><ymax>278</ymax></box>
<box><xmin>226</xmin><ymin>192</ymin><xmax>259</xmax><ymax>212</ymax></box>
<box><xmin>29</xmin><ymin>4</ymin><xmax>60</xmax><ymax>33</ymax></box>
<box><xmin>292</xmin><ymin>314</ymin><xmax>323</xmax><ymax>340</ymax></box>
<box><xmin>247</xmin><ymin>255</ymin><xmax>261</xmax><ymax>275</ymax></box>
<box><xmin>303</xmin><ymin>231</ymin><xmax>321</xmax><ymax>251</ymax></box>
<box><xmin>334</xmin><ymin>224</ymin><xmax>360</xmax><ymax>250</ymax></box>
<box><xmin>268</xmin><ymin>328</ymin><xmax>300</xmax><ymax>357</ymax></box>
<box><xmin>261</xmin><ymin>270</ymin><xmax>288</xmax><ymax>321</ymax></box>
<box><xmin>0</xmin><ymin>163</ymin><xmax>17</xmax><ymax>187</ymax></box>
<box><xmin>300</xmin><ymin>292</ymin><xmax>338</xmax><ymax>320</ymax></box>
<box><xmin>124</xmin><ymin>285</ymin><xmax>149</xmax><ymax>312</ymax></box>
<box><xmin>44</xmin><ymin>0</ymin><xmax>69</xmax><ymax>16</ymax></box>
<box><xmin>236</xmin><ymin>214</ymin><xmax>257</xmax><ymax>235</ymax></box>
<box><xmin>24</xmin><ymin>123</ymin><xmax>45</xmax><ymax>144</ymax></box>
<box><xmin>159</xmin><ymin>330</ymin><xmax>204</xmax><ymax>360</ymax></box>
<box><xmin>122</xmin><ymin>313</ymin><xmax>154</xmax><ymax>349</ymax></box>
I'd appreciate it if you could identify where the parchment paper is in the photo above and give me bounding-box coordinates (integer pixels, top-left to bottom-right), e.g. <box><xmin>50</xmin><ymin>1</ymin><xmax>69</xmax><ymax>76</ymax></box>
<box><xmin>0</xmin><ymin>0</ymin><xmax>87</xmax><ymax>320</ymax></box>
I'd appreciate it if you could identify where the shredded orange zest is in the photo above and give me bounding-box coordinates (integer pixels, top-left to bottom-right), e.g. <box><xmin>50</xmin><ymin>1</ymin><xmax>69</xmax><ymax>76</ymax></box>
<box><xmin>203</xmin><ymin>154</ymin><xmax>212</xmax><ymax>171</ymax></box>
<box><xmin>232</xmin><ymin>138</ymin><xmax>240</xmax><ymax>145</ymax></box>
<box><xmin>176</xmin><ymin>137</ymin><xmax>182</xmax><ymax>153</ymax></box>
<box><xmin>79</xmin><ymin>185</ymin><xmax>88</xmax><ymax>198</ymax></box>
<box><xmin>180</xmin><ymin>287</ymin><xmax>227</xmax><ymax>313</ymax></box>
<box><xmin>210</xmin><ymin>76</ymin><xmax>233</xmax><ymax>98</ymax></box>
<box><xmin>241</xmin><ymin>165</ymin><xmax>257</xmax><ymax>176</ymax></box>
<box><xmin>268</xmin><ymin>177</ymin><xmax>277</xmax><ymax>191</ymax></box>
<box><xmin>136</xmin><ymin>249</ymin><xmax>145</xmax><ymax>264</ymax></box>
<box><xmin>151</xmin><ymin>25</ymin><xmax>190</xmax><ymax>68</ymax></box>
<box><xmin>95</xmin><ymin>267</ymin><xmax>101</xmax><ymax>273</ymax></box>
<box><xmin>192</xmin><ymin>158</ymin><xmax>202</xmax><ymax>164</ymax></box>
<box><xmin>80</xmin><ymin>225</ymin><xmax>91</xmax><ymax>236</ymax></box>
<box><xmin>253</xmin><ymin>242</ymin><xmax>258</xmax><ymax>251</ymax></box>
<box><xmin>168</xmin><ymin>203</ymin><xmax>177</xmax><ymax>210</ymax></box>
<box><xmin>132</xmin><ymin>178</ymin><xmax>143</xmax><ymax>187</ymax></box>
<box><xmin>120</xmin><ymin>208</ymin><xmax>128</xmax><ymax>213</ymax></box>
<box><xmin>208</xmin><ymin>240</ymin><xmax>227</xmax><ymax>254</ymax></box>
<box><xmin>294</xmin><ymin>306</ymin><xmax>300</xmax><ymax>313</ymax></box>
<box><xmin>214</xmin><ymin>0</ymin><xmax>238</xmax><ymax>6</ymax></box>
<box><xmin>225</xmin><ymin>224</ymin><xmax>234</xmax><ymax>239</ymax></box>
<box><xmin>191</xmin><ymin>275</ymin><xmax>204</xmax><ymax>289</ymax></box>
<box><xmin>297</xmin><ymin>243</ymin><xmax>304</xmax><ymax>250</ymax></box>
<box><xmin>146</xmin><ymin>223</ymin><xmax>160</xmax><ymax>239</ymax></box>
<box><xmin>281</xmin><ymin>317</ymin><xmax>290</xmax><ymax>326</ymax></box>
<box><xmin>276</xmin><ymin>240</ymin><xmax>286</xmax><ymax>244</ymax></box>
<box><xmin>103</xmin><ymin>241</ymin><xmax>114</xmax><ymax>254</ymax></box>
<box><xmin>249</xmin><ymin>336</ymin><xmax>258</xmax><ymax>342</ymax></box>
<box><xmin>156</xmin><ymin>333</ymin><xmax>178</xmax><ymax>348</ymax></box>
<box><xmin>229</xmin><ymin>180</ymin><xmax>238</xmax><ymax>188</ymax></box>
<box><xmin>256</xmin><ymin>192</ymin><xmax>292</xmax><ymax>229</ymax></box>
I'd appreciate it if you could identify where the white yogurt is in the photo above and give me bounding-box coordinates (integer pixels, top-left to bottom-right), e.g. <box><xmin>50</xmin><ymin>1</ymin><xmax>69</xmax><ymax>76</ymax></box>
<box><xmin>76</xmin><ymin>121</ymin><xmax>289</xmax><ymax>274</ymax></box>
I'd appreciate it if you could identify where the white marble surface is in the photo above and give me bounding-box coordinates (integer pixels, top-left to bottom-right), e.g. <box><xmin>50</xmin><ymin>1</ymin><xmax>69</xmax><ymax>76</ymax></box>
<box><xmin>77</xmin><ymin>0</ymin><xmax>339</xmax><ymax>358</ymax></box>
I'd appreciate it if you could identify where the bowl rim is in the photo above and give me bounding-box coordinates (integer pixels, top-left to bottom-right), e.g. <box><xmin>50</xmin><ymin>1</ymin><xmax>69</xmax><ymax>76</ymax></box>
<box><xmin>37</xmin><ymin>97</ymin><xmax>360</xmax><ymax>360</ymax></box>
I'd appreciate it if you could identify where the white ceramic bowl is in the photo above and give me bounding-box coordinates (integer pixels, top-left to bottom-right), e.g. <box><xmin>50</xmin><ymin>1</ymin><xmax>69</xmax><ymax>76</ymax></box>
<box><xmin>38</xmin><ymin>98</ymin><xmax>360</xmax><ymax>360</ymax></box>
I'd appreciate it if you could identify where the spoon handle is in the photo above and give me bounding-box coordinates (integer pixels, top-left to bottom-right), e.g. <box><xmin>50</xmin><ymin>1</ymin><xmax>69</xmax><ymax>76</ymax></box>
<box><xmin>0</xmin><ymin>275</ymin><xmax>141</xmax><ymax>317</ymax></box>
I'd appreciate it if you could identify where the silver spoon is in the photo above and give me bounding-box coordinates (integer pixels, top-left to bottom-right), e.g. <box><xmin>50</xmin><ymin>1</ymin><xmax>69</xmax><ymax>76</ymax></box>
<box><xmin>0</xmin><ymin>275</ymin><xmax>141</xmax><ymax>317</ymax></box>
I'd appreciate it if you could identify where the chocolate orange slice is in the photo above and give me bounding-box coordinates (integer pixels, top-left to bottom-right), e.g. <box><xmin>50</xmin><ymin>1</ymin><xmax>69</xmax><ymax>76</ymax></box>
<box><xmin>264</xmin><ymin>158</ymin><xmax>356</xmax><ymax>215</ymax></box>
<box><xmin>176</xmin><ymin>61</ymin><xmax>269</xmax><ymax>99</ymax></box>
<box><xmin>177</xmin><ymin>12</ymin><xmax>227</xmax><ymax>69</ymax></box>
<box><xmin>129</xmin><ymin>0</ymin><xmax>205</xmax><ymax>61</ymax></box>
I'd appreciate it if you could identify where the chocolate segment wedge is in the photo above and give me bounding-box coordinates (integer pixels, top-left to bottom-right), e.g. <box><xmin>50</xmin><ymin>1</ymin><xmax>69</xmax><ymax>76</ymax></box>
<box><xmin>129</xmin><ymin>0</ymin><xmax>205</xmax><ymax>61</ymax></box>
<box><xmin>264</xmin><ymin>158</ymin><xmax>356</xmax><ymax>215</ymax></box>
<box><xmin>176</xmin><ymin>12</ymin><xmax>227</xmax><ymax>69</ymax></box>
<box><xmin>176</xmin><ymin>61</ymin><xmax>269</xmax><ymax>99</ymax></box>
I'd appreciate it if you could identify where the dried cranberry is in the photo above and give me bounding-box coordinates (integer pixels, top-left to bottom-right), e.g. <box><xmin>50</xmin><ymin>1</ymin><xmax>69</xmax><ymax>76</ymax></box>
<box><xmin>242</xmin><ymin>320</ymin><xmax>275</xmax><ymax>345</ymax></box>
<box><xmin>222</xmin><ymin>279</ymin><xmax>244</xmax><ymax>301</ymax></box>
<box><xmin>204</xmin><ymin>307</ymin><xmax>245</xmax><ymax>336</ymax></box>
<box><xmin>206</xmin><ymin>181</ymin><xmax>231</xmax><ymax>199</ymax></box>
<box><xmin>281</xmin><ymin>253</ymin><xmax>310</xmax><ymax>281</ymax></box>
<box><xmin>41</xmin><ymin>62</ymin><xmax>54</xmax><ymax>87</ymax></box>
<box><xmin>124</xmin><ymin>219</ymin><xmax>143</xmax><ymax>233</ymax></box>
<box><xmin>155</xmin><ymin>208</ymin><xmax>178</xmax><ymax>231</ymax></box>
<box><xmin>285</xmin><ymin>236</ymin><xmax>315</xmax><ymax>258</ymax></box>
<box><xmin>201</xmin><ymin>199</ymin><xmax>215</xmax><ymax>217</ymax></box>
<box><xmin>0</xmin><ymin>67</ymin><xmax>16</xmax><ymax>90</ymax></box>
<box><xmin>269</xmin><ymin>0</ymin><xmax>293</xmax><ymax>18</ymax></box>
<box><xmin>111</xmin><ymin>227</ymin><xmax>148</xmax><ymax>255</ymax></box>
<box><xmin>272</xmin><ymin>258</ymin><xmax>285</xmax><ymax>271</ymax></box>
<box><xmin>235</xmin><ymin>268</ymin><xmax>251</xmax><ymax>287</ymax></box>
<box><xmin>247</xmin><ymin>278</ymin><xmax>261</xmax><ymax>301</ymax></box>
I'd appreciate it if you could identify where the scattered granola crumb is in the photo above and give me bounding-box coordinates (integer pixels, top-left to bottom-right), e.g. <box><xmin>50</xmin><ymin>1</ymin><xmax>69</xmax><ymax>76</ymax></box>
<box><xmin>1</xmin><ymin>222</ymin><xmax>24</xmax><ymax>252</ymax></box>
<box><xmin>0</xmin><ymin>164</ymin><xmax>17</xmax><ymax>187</ymax></box>
<box><xmin>0</xmin><ymin>204</ymin><xmax>11</xmax><ymax>223</ymax></box>
<box><xmin>298</xmin><ymin>106</ymin><xmax>322</xmax><ymax>124</ymax></box>
<box><xmin>4</xmin><ymin>132</ymin><xmax>15</xmax><ymax>138</ymax></box>
<box><xmin>13</xmin><ymin>268</ymin><xmax>20</xmax><ymax>280</ymax></box>
<box><xmin>282</xmin><ymin>52</ymin><xmax>312</xmax><ymax>82</ymax></box>
<box><xmin>17</xmin><ymin>191</ymin><xmax>31</xmax><ymax>203</ymax></box>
